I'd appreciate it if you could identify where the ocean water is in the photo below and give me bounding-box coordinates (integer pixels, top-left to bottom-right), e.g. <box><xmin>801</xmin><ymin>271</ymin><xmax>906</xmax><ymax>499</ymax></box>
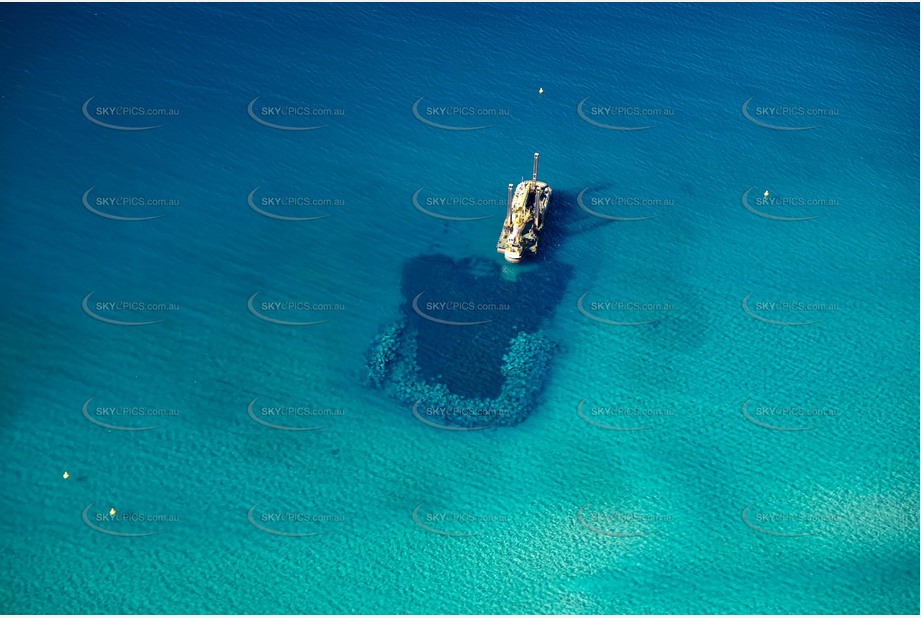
<box><xmin>0</xmin><ymin>2</ymin><xmax>918</xmax><ymax>614</ymax></box>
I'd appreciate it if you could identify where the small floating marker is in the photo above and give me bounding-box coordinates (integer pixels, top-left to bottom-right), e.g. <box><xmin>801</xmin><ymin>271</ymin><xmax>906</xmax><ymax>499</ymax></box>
<box><xmin>109</xmin><ymin>507</ymin><xmax>116</xmax><ymax>517</ymax></box>
<box><xmin>62</xmin><ymin>471</ymin><xmax>69</xmax><ymax>479</ymax></box>
<box><xmin>763</xmin><ymin>190</ymin><xmax>770</xmax><ymax>198</ymax></box>
<box><xmin>538</xmin><ymin>87</ymin><xmax>544</xmax><ymax>95</ymax></box>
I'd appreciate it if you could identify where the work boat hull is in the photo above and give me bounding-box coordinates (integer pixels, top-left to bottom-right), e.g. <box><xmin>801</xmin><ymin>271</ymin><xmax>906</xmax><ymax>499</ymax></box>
<box><xmin>496</xmin><ymin>179</ymin><xmax>552</xmax><ymax>262</ymax></box>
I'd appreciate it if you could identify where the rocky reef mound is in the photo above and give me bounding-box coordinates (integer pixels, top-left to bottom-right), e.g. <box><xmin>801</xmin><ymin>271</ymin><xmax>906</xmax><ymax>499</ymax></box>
<box><xmin>365</xmin><ymin>320</ymin><xmax>555</xmax><ymax>427</ymax></box>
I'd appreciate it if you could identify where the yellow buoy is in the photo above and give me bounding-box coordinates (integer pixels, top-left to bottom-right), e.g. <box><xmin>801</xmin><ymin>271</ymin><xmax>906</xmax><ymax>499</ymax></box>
<box><xmin>109</xmin><ymin>507</ymin><xmax>116</xmax><ymax>516</ymax></box>
<box><xmin>62</xmin><ymin>471</ymin><xmax>69</xmax><ymax>479</ymax></box>
<box><xmin>538</xmin><ymin>87</ymin><xmax>544</xmax><ymax>95</ymax></box>
<box><xmin>763</xmin><ymin>190</ymin><xmax>769</xmax><ymax>198</ymax></box>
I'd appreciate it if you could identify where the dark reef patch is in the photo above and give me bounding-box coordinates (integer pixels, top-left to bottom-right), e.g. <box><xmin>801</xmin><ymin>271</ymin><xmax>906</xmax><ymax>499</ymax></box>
<box><xmin>366</xmin><ymin>253</ymin><xmax>573</xmax><ymax>427</ymax></box>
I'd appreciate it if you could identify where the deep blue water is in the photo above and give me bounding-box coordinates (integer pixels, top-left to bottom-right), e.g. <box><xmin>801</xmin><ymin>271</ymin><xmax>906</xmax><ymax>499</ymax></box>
<box><xmin>0</xmin><ymin>3</ymin><xmax>918</xmax><ymax>614</ymax></box>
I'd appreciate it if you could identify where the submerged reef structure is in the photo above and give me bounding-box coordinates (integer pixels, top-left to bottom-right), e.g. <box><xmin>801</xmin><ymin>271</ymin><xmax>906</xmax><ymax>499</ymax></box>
<box><xmin>365</xmin><ymin>254</ymin><xmax>571</xmax><ymax>427</ymax></box>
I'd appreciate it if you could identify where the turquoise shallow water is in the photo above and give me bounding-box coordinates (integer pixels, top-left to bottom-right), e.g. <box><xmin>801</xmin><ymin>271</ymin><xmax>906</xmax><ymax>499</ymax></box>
<box><xmin>0</xmin><ymin>3</ymin><xmax>918</xmax><ymax>614</ymax></box>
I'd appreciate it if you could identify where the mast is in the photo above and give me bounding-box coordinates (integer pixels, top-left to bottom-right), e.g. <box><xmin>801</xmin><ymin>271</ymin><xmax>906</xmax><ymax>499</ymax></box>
<box><xmin>506</xmin><ymin>183</ymin><xmax>513</xmax><ymax>226</ymax></box>
<box><xmin>532</xmin><ymin>152</ymin><xmax>540</xmax><ymax>228</ymax></box>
